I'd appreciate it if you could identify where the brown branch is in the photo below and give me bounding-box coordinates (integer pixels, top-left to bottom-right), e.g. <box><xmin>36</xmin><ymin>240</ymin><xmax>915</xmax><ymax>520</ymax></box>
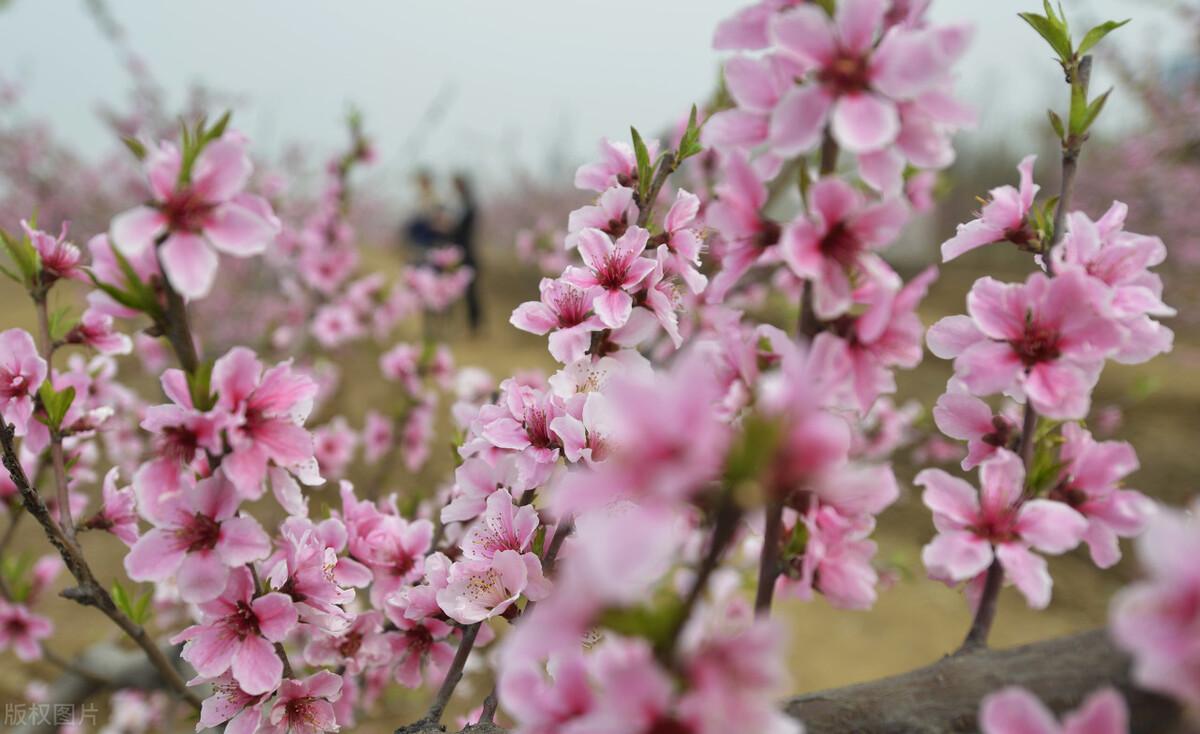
<box><xmin>0</xmin><ymin>418</ymin><xmax>201</xmax><ymax>709</ymax></box>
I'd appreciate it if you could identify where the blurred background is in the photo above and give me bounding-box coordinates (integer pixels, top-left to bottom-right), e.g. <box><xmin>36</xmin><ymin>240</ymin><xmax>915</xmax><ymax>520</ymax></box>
<box><xmin>1</xmin><ymin>1</ymin><xmax>1199</xmax><ymax>731</ymax></box>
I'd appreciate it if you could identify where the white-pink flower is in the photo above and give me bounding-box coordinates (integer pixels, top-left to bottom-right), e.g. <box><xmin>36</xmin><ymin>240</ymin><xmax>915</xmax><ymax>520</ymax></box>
<box><xmin>917</xmin><ymin>451</ymin><xmax>1087</xmax><ymax>609</ymax></box>
<box><xmin>172</xmin><ymin>567</ymin><xmax>297</xmax><ymax>695</ymax></box>
<box><xmin>124</xmin><ymin>469</ymin><xmax>271</xmax><ymax>603</ymax></box>
<box><xmin>926</xmin><ymin>270</ymin><xmax>1122</xmax><ymax>420</ymax></box>
<box><xmin>0</xmin><ymin>600</ymin><xmax>52</xmax><ymax>661</ymax></box>
<box><xmin>0</xmin><ymin>328</ymin><xmax>47</xmax><ymax>436</ymax></box>
<box><xmin>941</xmin><ymin>155</ymin><xmax>1039</xmax><ymax>262</ymax></box>
<box><xmin>562</xmin><ymin>227</ymin><xmax>657</xmax><ymax>329</ymax></box>
<box><xmin>110</xmin><ymin>133</ymin><xmax>280</xmax><ymax>299</ymax></box>
<box><xmin>436</xmin><ymin>549</ymin><xmax>550</xmax><ymax>625</ymax></box>
<box><xmin>212</xmin><ymin>347</ymin><xmax>321</xmax><ymax>497</ymax></box>
<box><xmin>979</xmin><ymin>686</ymin><xmax>1127</xmax><ymax>734</ymax></box>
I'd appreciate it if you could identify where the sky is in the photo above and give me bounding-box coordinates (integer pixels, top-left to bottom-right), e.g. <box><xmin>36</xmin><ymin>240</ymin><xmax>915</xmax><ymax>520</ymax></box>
<box><xmin>1</xmin><ymin>1</ymin><xmax>1193</xmax><ymax>192</ymax></box>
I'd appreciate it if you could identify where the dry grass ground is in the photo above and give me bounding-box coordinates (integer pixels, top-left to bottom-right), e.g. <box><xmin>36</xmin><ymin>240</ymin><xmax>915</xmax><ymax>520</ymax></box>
<box><xmin>0</xmin><ymin>226</ymin><xmax>1196</xmax><ymax>731</ymax></box>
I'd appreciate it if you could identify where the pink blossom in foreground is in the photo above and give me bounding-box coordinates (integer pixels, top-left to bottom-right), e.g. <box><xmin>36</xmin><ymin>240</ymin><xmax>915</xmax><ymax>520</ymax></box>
<box><xmin>941</xmin><ymin>155</ymin><xmax>1039</xmax><ymax>261</ymax></box>
<box><xmin>0</xmin><ymin>600</ymin><xmax>52</xmax><ymax>661</ymax></box>
<box><xmin>0</xmin><ymin>328</ymin><xmax>47</xmax><ymax>436</ymax></box>
<box><xmin>574</xmin><ymin>137</ymin><xmax>658</xmax><ymax>193</ymax></box>
<box><xmin>918</xmin><ymin>451</ymin><xmax>1087</xmax><ymax>609</ymax></box>
<box><xmin>781</xmin><ymin>178</ymin><xmax>908</xmax><ymax>319</ymax></box>
<box><xmin>303</xmin><ymin>610</ymin><xmax>391</xmax><ymax>675</ymax></box>
<box><xmin>124</xmin><ymin>470</ymin><xmax>271</xmax><ymax>604</ymax></box>
<box><xmin>264</xmin><ymin>516</ymin><xmax>367</xmax><ymax>631</ymax></box>
<box><xmin>1049</xmin><ymin>423</ymin><xmax>1152</xmax><ymax>569</ymax></box>
<box><xmin>766</xmin><ymin>0</ymin><xmax>967</xmax><ymax>154</ymax></box>
<box><xmin>510</xmin><ymin>278</ymin><xmax>604</xmax><ymax>364</ymax></box>
<box><xmin>1111</xmin><ymin>500</ymin><xmax>1200</xmax><ymax>707</ymax></box>
<box><xmin>704</xmin><ymin>151</ymin><xmax>777</xmax><ymax>302</ymax></box>
<box><xmin>931</xmin><ymin>386</ymin><xmax>1019</xmax><ymax>471</ymax></box>
<box><xmin>84</xmin><ymin>467</ymin><xmax>139</xmax><ymax>545</ymax></box>
<box><xmin>834</xmin><ymin>266</ymin><xmax>936</xmax><ymax>411</ymax></box>
<box><xmin>562</xmin><ymin>227</ymin><xmax>657</xmax><ymax>328</ymax></box>
<box><xmin>22</xmin><ymin>219</ymin><xmax>84</xmax><ymax>282</ymax></box>
<box><xmin>197</xmin><ymin>673</ymin><xmax>270</xmax><ymax>734</ymax></box>
<box><xmin>212</xmin><ymin>346</ymin><xmax>320</xmax><ymax>497</ymax></box>
<box><xmin>384</xmin><ymin>577</ymin><xmax>457</xmax><ymax>689</ymax></box>
<box><xmin>67</xmin><ymin>308</ymin><xmax>133</xmax><ymax>356</ymax></box>
<box><xmin>926</xmin><ymin>270</ymin><xmax>1122</xmax><ymax>420</ymax></box>
<box><xmin>713</xmin><ymin>0</ymin><xmax>806</xmax><ymax>51</ymax></box>
<box><xmin>436</xmin><ymin>549</ymin><xmax>550</xmax><ymax>624</ymax></box>
<box><xmin>109</xmin><ymin>133</ymin><xmax>280</xmax><ymax>299</ymax></box>
<box><xmin>566</xmin><ymin>185</ymin><xmax>638</xmax><ymax>249</ymax></box>
<box><xmin>1053</xmin><ymin>206</ymin><xmax>1174</xmax><ymax>364</ymax></box>
<box><xmin>656</xmin><ymin>188</ymin><xmax>708</xmax><ymax>294</ymax></box>
<box><xmin>461</xmin><ymin>488</ymin><xmax>539</xmax><ymax>561</ymax></box>
<box><xmin>979</xmin><ymin>686</ymin><xmax>1127</xmax><ymax>734</ymax></box>
<box><xmin>261</xmin><ymin>670</ymin><xmax>343</xmax><ymax>734</ymax></box>
<box><xmin>173</xmin><ymin>567</ymin><xmax>297</xmax><ymax>695</ymax></box>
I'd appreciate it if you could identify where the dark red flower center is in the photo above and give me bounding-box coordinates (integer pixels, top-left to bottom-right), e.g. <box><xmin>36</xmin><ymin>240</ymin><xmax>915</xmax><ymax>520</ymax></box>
<box><xmin>179</xmin><ymin>512</ymin><xmax>221</xmax><ymax>553</ymax></box>
<box><xmin>161</xmin><ymin>188</ymin><xmax>215</xmax><ymax>233</ymax></box>
<box><xmin>819</xmin><ymin>221</ymin><xmax>863</xmax><ymax>267</ymax></box>
<box><xmin>1012</xmin><ymin>320</ymin><xmax>1062</xmax><ymax>367</ymax></box>
<box><xmin>818</xmin><ymin>53</ymin><xmax>872</xmax><ymax>94</ymax></box>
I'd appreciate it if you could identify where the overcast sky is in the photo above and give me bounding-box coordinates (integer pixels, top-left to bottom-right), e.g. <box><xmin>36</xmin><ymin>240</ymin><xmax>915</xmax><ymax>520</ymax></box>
<box><xmin>1</xmin><ymin>1</ymin><xmax>1192</xmax><ymax>189</ymax></box>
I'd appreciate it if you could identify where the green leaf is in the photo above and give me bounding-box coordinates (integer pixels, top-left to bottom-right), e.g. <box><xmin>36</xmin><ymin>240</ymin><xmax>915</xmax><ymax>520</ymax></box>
<box><xmin>724</xmin><ymin>413</ymin><xmax>783</xmax><ymax>490</ymax></box>
<box><xmin>120</xmin><ymin>136</ymin><xmax>147</xmax><ymax>161</ymax></box>
<box><xmin>1047</xmin><ymin>109</ymin><xmax>1065</xmax><ymax>140</ymax></box>
<box><xmin>205</xmin><ymin>110</ymin><xmax>232</xmax><ymax>142</ymax></box>
<box><xmin>0</xmin><ymin>227</ymin><xmax>40</xmax><ymax>283</ymax></box>
<box><xmin>1081</xmin><ymin>88</ymin><xmax>1113</xmax><ymax>133</ymax></box>
<box><xmin>111</xmin><ymin>581</ymin><xmax>135</xmax><ymax>620</ymax></box>
<box><xmin>48</xmin><ymin>307</ymin><xmax>75</xmax><ymax>342</ymax></box>
<box><xmin>131</xmin><ymin>589</ymin><xmax>154</xmax><ymax>625</ymax></box>
<box><xmin>630</xmin><ymin>126</ymin><xmax>653</xmax><ymax>201</ymax></box>
<box><xmin>38</xmin><ymin>383</ymin><xmax>75</xmax><ymax>430</ymax></box>
<box><xmin>598</xmin><ymin>599</ymin><xmax>681</xmax><ymax>649</ymax></box>
<box><xmin>1019</xmin><ymin>12</ymin><xmax>1072</xmax><ymax>61</ymax></box>
<box><xmin>677</xmin><ymin>105</ymin><xmax>704</xmax><ymax>162</ymax></box>
<box><xmin>1077</xmin><ymin>19</ymin><xmax>1129</xmax><ymax>56</ymax></box>
<box><xmin>1068</xmin><ymin>77</ymin><xmax>1089</xmax><ymax>136</ymax></box>
<box><xmin>187</xmin><ymin>360</ymin><xmax>215</xmax><ymax>411</ymax></box>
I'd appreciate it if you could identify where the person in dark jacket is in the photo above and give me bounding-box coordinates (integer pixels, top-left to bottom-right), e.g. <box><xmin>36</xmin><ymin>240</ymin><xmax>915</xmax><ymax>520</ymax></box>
<box><xmin>452</xmin><ymin>173</ymin><xmax>483</xmax><ymax>334</ymax></box>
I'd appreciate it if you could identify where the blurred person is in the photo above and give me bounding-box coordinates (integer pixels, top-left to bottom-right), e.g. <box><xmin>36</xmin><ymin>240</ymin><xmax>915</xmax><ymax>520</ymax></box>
<box><xmin>402</xmin><ymin>168</ymin><xmax>450</xmax><ymax>258</ymax></box>
<box><xmin>452</xmin><ymin>172</ymin><xmax>483</xmax><ymax>334</ymax></box>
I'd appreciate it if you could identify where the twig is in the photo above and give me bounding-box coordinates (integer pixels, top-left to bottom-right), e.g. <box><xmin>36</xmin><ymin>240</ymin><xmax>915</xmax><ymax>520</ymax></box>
<box><xmin>0</xmin><ymin>417</ymin><xmax>201</xmax><ymax>709</ymax></box>
<box><xmin>754</xmin><ymin>498</ymin><xmax>785</xmax><ymax>615</ymax></box>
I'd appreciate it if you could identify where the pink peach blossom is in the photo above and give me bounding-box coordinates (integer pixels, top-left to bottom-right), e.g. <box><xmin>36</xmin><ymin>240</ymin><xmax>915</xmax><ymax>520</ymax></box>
<box><xmin>0</xmin><ymin>600</ymin><xmax>52</xmax><ymax>661</ymax></box>
<box><xmin>979</xmin><ymin>686</ymin><xmax>1127</xmax><ymax>734</ymax></box>
<box><xmin>941</xmin><ymin>155</ymin><xmax>1038</xmax><ymax>262</ymax></box>
<box><xmin>172</xmin><ymin>567</ymin><xmax>297</xmax><ymax>695</ymax></box>
<box><xmin>926</xmin><ymin>270</ymin><xmax>1122</xmax><ymax>420</ymax></box>
<box><xmin>918</xmin><ymin>451</ymin><xmax>1087</xmax><ymax>609</ymax></box>
<box><xmin>124</xmin><ymin>470</ymin><xmax>271</xmax><ymax>604</ymax></box>
<box><xmin>562</xmin><ymin>227</ymin><xmax>657</xmax><ymax>329</ymax></box>
<box><xmin>0</xmin><ymin>328</ymin><xmax>47</xmax><ymax>436</ymax></box>
<box><xmin>109</xmin><ymin>133</ymin><xmax>280</xmax><ymax>299</ymax></box>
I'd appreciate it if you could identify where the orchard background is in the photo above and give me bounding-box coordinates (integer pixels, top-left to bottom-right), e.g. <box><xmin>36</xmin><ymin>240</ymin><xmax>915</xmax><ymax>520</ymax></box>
<box><xmin>0</xmin><ymin>1</ymin><xmax>1197</xmax><ymax>732</ymax></box>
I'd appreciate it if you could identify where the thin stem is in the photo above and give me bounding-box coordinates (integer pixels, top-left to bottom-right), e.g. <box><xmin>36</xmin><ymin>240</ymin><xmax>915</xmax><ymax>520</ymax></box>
<box><xmin>636</xmin><ymin>152</ymin><xmax>678</xmax><ymax>227</ymax></box>
<box><xmin>661</xmin><ymin>493</ymin><xmax>741</xmax><ymax>662</ymax></box>
<box><xmin>818</xmin><ymin>129</ymin><xmax>840</xmax><ymax>175</ymax></box>
<box><xmin>425</xmin><ymin>621</ymin><xmax>481</xmax><ymax>724</ymax></box>
<box><xmin>478</xmin><ymin>688</ymin><xmax>500</xmax><ymax>725</ymax></box>
<box><xmin>151</xmin><ymin>233</ymin><xmax>200</xmax><ymax>374</ymax></box>
<box><xmin>0</xmin><ymin>417</ymin><xmax>201</xmax><ymax>709</ymax></box>
<box><xmin>31</xmin><ymin>292</ymin><xmax>76</xmax><ymax>539</ymax></box>
<box><xmin>754</xmin><ymin>498</ymin><xmax>785</xmax><ymax>615</ymax></box>
<box><xmin>1046</xmin><ymin>55</ymin><xmax>1093</xmax><ymax>273</ymax></box>
<box><xmin>959</xmin><ymin>559</ymin><xmax>1004</xmax><ymax>653</ymax></box>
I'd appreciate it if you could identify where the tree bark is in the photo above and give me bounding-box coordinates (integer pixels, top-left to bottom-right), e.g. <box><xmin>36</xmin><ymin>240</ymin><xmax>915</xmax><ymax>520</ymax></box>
<box><xmin>786</xmin><ymin>629</ymin><xmax>1192</xmax><ymax>734</ymax></box>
